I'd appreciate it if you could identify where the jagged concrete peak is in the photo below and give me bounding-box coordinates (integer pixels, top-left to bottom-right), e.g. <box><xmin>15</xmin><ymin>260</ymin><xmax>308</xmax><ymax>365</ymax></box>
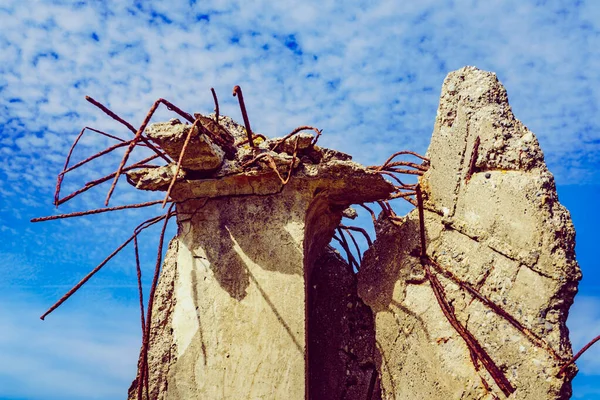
<box><xmin>358</xmin><ymin>66</ymin><xmax>580</xmax><ymax>399</ymax></box>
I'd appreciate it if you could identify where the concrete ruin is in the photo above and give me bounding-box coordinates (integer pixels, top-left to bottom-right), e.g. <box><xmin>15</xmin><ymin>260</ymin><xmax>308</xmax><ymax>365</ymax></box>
<box><xmin>126</xmin><ymin>67</ymin><xmax>581</xmax><ymax>399</ymax></box>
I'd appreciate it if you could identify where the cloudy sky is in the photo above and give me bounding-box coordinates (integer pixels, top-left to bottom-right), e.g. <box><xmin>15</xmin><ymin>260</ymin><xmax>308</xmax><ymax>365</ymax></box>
<box><xmin>0</xmin><ymin>0</ymin><xmax>599</xmax><ymax>398</ymax></box>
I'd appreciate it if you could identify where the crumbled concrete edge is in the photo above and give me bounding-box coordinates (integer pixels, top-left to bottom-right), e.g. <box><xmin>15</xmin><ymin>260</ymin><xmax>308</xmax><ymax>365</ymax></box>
<box><xmin>128</xmin><ymin>239</ymin><xmax>179</xmax><ymax>400</ymax></box>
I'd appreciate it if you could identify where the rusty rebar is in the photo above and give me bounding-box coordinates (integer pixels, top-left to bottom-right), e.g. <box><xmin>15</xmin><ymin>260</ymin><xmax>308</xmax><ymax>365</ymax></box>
<box><xmin>332</xmin><ymin>235</ymin><xmax>355</xmax><ymax>270</ymax></box>
<box><xmin>134</xmin><ymin>235</ymin><xmax>146</xmax><ymax>335</ymax></box>
<box><xmin>39</xmin><ymin>213</ymin><xmax>169</xmax><ymax>320</ymax></box>
<box><xmin>409</xmin><ymin>183</ymin><xmax>559</xmax><ymax>360</ymax></box>
<box><xmin>376</xmin><ymin>195</ymin><xmax>412</xmax><ymax>227</ymax></box>
<box><xmin>376</xmin><ymin>200</ymin><xmax>392</xmax><ymax>217</ymax></box>
<box><xmin>162</xmin><ymin>119</ymin><xmax>201</xmax><ymax>207</ymax></box>
<box><xmin>378</xmin><ymin>151</ymin><xmax>430</xmax><ymax>171</ymax></box>
<box><xmin>339</xmin><ymin>224</ymin><xmax>373</xmax><ymax>248</ymax></box>
<box><xmin>61</xmin><ymin>140</ymin><xmax>132</xmax><ymax>176</ymax></box>
<box><xmin>281</xmin><ymin>137</ymin><xmax>300</xmax><ymax>185</ymax></box>
<box><xmin>87</xmin><ymin>127</ymin><xmax>126</xmax><ymax>142</ymax></box>
<box><xmin>389</xmin><ymin>191</ymin><xmax>417</xmax><ymax>200</ymax></box>
<box><xmin>358</xmin><ymin>203</ymin><xmax>377</xmax><ymax>224</ymax></box>
<box><xmin>55</xmin><ymin>126</ymin><xmax>124</xmax><ymax>206</ymax></box>
<box><xmin>265</xmin><ymin>155</ymin><xmax>294</xmax><ymax>185</ymax></box>
<box><xmin>335</xmin><ymin>228</ymin><xmax>359</xmax><ymax>271</ymax></box>
<box><xmin>192</xmin><ymin>115</ymin><xmax>237</xmax><ymax>159</ymax></box>
<box><xmin>376</xmin><ymin>170</ymin><xmax>412</xmax><ymax>188</ymax></box>
<box><xmin>265</xmin><ymin>137</ymin><xmax>300</xmax><ymax>185</ymax></box>
<box><xmin>57</xmin><ymin>154</ymin><xmax>160</xmax><ymax>206</ymax></box>
<box><xmin>341</xmin><ymin>226</ymin><xmax>363</xmax><ymax>262</ymax></box>
<box><xmin>416</xmin><ymin>186</ymin><xmax>427</xmax><ymax>257</ymax></box>
<box><xmin>31</xmin><ymin>200</ymin><xmax>166</xmax><ymax>223</ymax></box>
<box><xmin>55</xmin><ymin>137</ymin><xmax>150</xmax><ymax>206</ymax></box>
<box><xmin>380</xmin><ymin>167</ymin><xmax>424</xmax><ymax>176</ymax></box>
<box><xmin>403</xmin><ymin>195</ymin><xmax>418</xmax><ymax>207</ymax></box>
<box><xmin>86</xmin><ymin>96</ymin><xmax>137</xmax><ymax>131</ymax></box>
<box><xmin>133</xmin><ymin>213</ymin><xmax>174</xmax><ymax>400</ymax></box>
<box><xmin>105</xmin><ymin>98</ymin><xmax>189</xmax><ymax>206</ymax></box>
<box><xmin>243</xmin><ymin>139</ymin><xmax>299</xmax><ymax>185</ymax></box>
<box><xmin>366</xmin><ymin>363</ymin><xmax>378</xmax><ymax>400</ymax></box>
<box><xmin>270</xmin><ymin>126</ymin><xmax>322</xmax><ymax>152</ymax></box>
<box><xmin>85</xmin><ymin>96</ymin><xmax>171</xmax><ymax>163</ymax></box>
<box><xmin>425</xmin><ymin>262</ymin><xmax>514</xmax><ymax>396</ymax></box>
<box><xmin>382</xmin><ymin>160</ymin><xmax>428</xmax><ymax>172</ymax></box>
<box><xmin>558</xmin><ymin>334</ymin><xmax>600</xmax><ymax>376</ymax></box>
<box><xmin>86</xmin><ymin>95</ymin><xmax>194</xmax><ymax>126</ymax></box>
<box><xmin>465</xmin><ymin>136</ymin><xmax>481</xmax><ymax>182</ymax></box>
<box><xmin>134</xmin><ymin>237</ymin><xmax>145</xmax><ymax>331</ymax></box>
<box><xmin>232</xmin><ymin>85</ymin><xmax>254</xmax><ymax>148</ymax></box>
<box><xmin>59</xmin><ymin>126</ymin><xmax>126</xmax><ymax>186</ymax></box>
<box><xmin>158</xmin><ymin>99</ymin><xmax>195</xmax><ymax>124</ymax></box>
<box><xmin>242</xmin><ymin>152</ymin><xmax>270</xmax><ymax>169</ymax></box>
<box><xmin>427</xmin><ymin>257</ymin><xmax>561</xmax><ymax>361</ymax></box>
<box><xmin>211</xmin><ymin>88</ymin><xmax>219</xmax><ymax>124</ymax></box>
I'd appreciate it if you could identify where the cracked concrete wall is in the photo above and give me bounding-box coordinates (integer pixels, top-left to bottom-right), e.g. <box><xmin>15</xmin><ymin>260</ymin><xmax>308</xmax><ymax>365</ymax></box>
<box><xmin>358</xmin><ymin>67</ymin><xmax>580</xmax><ymax>399</ymax></box>
<box><xmin>127</xmin><ymin>66</ymin><xmax>580</xmax><ymax>400</ymax></box>
<box><xmin>165</xmin><ymin>194</ymin><xmax>308</xmax><ymax>399</ymax></box>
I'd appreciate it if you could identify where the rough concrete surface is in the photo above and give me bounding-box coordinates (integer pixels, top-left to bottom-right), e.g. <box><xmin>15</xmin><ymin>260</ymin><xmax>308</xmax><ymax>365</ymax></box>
<box><xmin>126</xmin><ymin>66</ymin><xmax>580</xmax><ymax>399</ymax></box>
<box><xmin>358</xmin><ymin>67</ymin><xmax>580</xmax><ymax>399</ymax></box>
<box><xmin>128</xmin><ymin>239</ymin><xmax>179</xmax><ymax>400</ymax></box>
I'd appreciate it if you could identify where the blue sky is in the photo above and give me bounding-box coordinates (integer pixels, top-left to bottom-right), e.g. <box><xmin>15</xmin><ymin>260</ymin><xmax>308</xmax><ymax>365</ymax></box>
<box><xmin>0</xmin><ymin>0</ymin><xmax>599</xmax><ymax>398</ymax></box>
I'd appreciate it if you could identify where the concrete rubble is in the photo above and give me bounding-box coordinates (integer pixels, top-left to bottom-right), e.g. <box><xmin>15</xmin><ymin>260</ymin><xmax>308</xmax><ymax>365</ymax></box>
<box><xmin>127</xmin><ymin>67</ymin><xmax>581</xmax><ymax>399</ymax></box>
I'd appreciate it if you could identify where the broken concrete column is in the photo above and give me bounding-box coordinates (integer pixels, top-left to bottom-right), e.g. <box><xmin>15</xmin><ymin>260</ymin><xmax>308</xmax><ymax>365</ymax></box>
<box><xmin>125</xmin><ymin>66</ymin><xmax>581</xmax><ymax>399</ymax></box>
<box><xmin>358</xmin><ymin>67</ymin><xmax>581</xmax><ymax>399</ymax></box>
<box><xmin>127</xmin><ymin>116</ymin><xmax>393</xmax><ymax>399</ymax></box>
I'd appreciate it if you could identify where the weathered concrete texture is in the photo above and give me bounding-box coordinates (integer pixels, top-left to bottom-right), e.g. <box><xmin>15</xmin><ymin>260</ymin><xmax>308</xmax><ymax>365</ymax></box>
<box><xmin>358</xmin><ymin>67</ymin><xmax>581</xmax><ymax>399</ymax></box>
<box><xmin>167</xmin><ymin>194</ymin><xmax>307</xmax><ymax>399</ymax></box>
<box><xmin>127</xmin><ymin>115</ymin><xmax>393</xmax><ymax>399</ymax></box>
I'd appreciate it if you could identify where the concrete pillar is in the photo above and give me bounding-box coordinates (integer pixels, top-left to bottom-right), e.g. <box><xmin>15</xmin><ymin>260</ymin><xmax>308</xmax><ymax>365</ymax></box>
<box><xmin>127</xmin><ymin>120</ymin><xmax>393</xmax><ymax>399</ymax></box>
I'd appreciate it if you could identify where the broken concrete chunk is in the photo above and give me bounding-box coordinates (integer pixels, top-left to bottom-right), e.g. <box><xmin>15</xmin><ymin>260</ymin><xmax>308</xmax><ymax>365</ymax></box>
<box><xmin>358</xmin><ymin>66</ymin><xmax>580</xmax><ymax>400</ymax></box>
<box><xmin>342</xmin><ymin>207</ymin><xmax>358</xmax><ymax>219</ymax></box>
<box><xmin>126</xmin><ymin>164</ymin><xmax>183</xmax><ymax>192</ymax></box>
<box><xmin>145</xmin><ymin>122</ymin><xmax>225</xmax><ymax>171</ymax></box>
<box><xmin>277</xmin><ymin>132</ymin><xmax>315</xmax><ymax>154</ymax></box>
